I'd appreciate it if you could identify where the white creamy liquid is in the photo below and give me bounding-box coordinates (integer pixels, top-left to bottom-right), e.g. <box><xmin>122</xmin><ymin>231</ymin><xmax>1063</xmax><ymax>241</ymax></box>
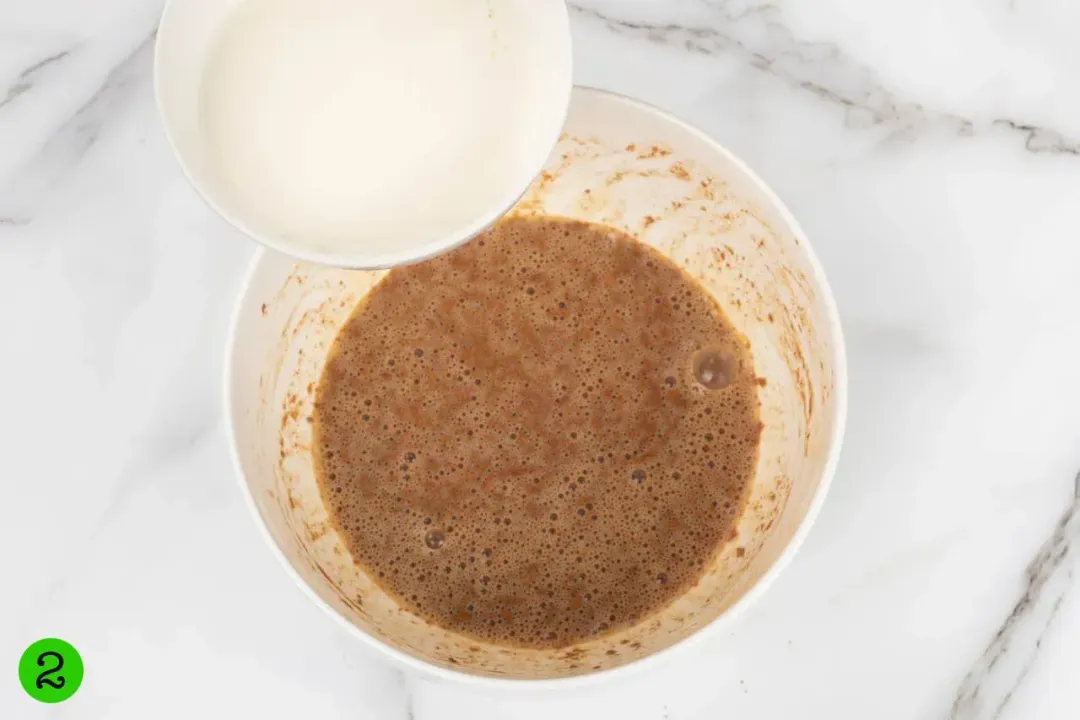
<box><xmin>199</xmin><ymin>0</ymin><xmax>560</xmax><ymax>260</ymax></box>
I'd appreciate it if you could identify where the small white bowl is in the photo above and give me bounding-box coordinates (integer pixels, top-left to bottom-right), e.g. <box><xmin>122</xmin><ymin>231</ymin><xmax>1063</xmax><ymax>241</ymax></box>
<box><xmin>155</xmin><ymin>0</ymin><xmax>572</xmax><ymax>268</ymax></box>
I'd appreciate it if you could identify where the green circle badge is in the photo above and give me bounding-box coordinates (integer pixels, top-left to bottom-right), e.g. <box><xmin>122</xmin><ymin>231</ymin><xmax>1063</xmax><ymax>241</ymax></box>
<box><xmin>18</xmin><ymin>638</ymin><xmax>83</xmax><ymax>703</ymax></box>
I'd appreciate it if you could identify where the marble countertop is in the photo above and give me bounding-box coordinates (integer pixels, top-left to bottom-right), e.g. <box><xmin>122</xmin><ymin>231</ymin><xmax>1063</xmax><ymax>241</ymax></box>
<box><xmin>3</xmin><ymin>0</ymin><xmax>1080</xmax><ymax>717</ymax></box>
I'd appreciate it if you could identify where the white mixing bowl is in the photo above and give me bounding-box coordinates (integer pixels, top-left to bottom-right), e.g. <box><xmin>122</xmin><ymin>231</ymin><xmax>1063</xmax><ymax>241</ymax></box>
<box><xmin>224</xmin><ymin>87</ymin><xmax>847</xmax><ymax>685</ymax></box>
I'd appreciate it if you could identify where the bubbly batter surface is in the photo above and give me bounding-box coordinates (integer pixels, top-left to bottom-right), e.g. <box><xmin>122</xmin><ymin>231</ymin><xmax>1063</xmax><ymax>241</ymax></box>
<box><xmin>313</xmin><ymin>215</ymin><xmax>761</xmax><ymax>648</ymax></box>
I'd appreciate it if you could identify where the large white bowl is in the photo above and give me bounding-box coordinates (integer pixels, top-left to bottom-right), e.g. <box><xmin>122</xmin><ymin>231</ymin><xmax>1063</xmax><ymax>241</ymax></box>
<box><xmin>225</xmin><ymin>87</ymin><xmax>847</xmax><ymax>686</ymax></box>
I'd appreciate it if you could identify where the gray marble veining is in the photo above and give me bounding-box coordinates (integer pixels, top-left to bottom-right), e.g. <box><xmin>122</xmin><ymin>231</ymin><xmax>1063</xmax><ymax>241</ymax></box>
<box><xmin>570</xmin><ymin>1</ymin><xmax>1080</xmax><ymax>155</ymax></box>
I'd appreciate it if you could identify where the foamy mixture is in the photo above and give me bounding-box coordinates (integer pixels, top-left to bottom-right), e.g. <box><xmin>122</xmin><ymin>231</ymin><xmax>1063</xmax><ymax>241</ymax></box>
<box><xmin>199</xmin><ymin>0</ymin><xmax>563</xmax><ymax>258</ymax></box>
<box><xmin>313</xmin><ymin>216</ymin><xmax>762</xmax><ymax>648</ymax></box>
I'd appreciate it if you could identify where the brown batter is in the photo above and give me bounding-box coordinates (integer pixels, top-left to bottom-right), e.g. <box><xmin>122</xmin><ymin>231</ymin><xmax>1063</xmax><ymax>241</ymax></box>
<box><xmin>313</xmin><ymin>215</ymin><xmax>761</xmax><ymax>648</ymax></box>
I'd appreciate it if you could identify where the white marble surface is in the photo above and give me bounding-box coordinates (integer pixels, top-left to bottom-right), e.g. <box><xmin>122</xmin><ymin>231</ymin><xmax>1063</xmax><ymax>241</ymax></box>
<box><xmin>3</xmin><ymin>0</ymin><xmax>1080</xmax><ymax>717</ymax></box>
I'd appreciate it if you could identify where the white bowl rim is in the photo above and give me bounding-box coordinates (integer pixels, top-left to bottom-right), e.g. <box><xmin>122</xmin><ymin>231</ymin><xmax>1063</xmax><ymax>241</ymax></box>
<box><xmin>223</xmin><ymin>85</ymin><xmax>849</xmax><ymax>689</ymax></box>
<box><xmin>154</xmin><ymin>0</ymin><xmax>573</xmax><ymax>270</ymax></box>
